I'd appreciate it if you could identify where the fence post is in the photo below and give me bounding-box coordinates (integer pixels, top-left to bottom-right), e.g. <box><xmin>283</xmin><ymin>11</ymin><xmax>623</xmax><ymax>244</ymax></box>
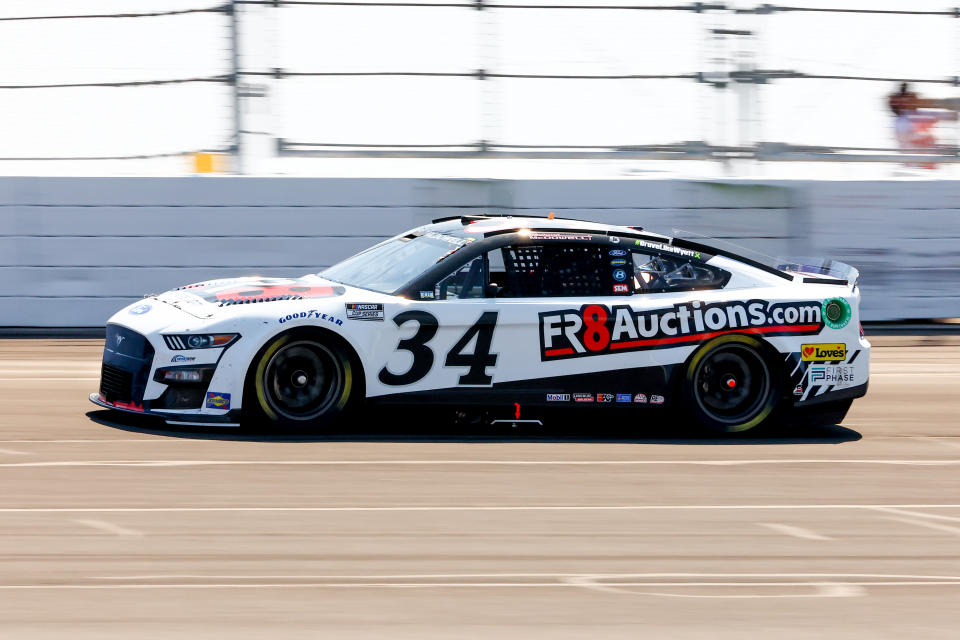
<box><xmin>229</xmin><ymin>0</ymin><xmax>243</xmax><ymax>174</ymax></box>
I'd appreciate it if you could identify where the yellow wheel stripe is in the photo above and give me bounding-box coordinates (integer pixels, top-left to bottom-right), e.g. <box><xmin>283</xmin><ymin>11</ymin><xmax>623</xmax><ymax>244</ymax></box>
<box><xmin>254</xmin><ymin>335</ymin><xmax>291</xmax><ymax>421</ymax></box>
<box><xmin>685</xmin><ymin>333</ymin><xmax>773</xmax><ymax>433</ymax></box>
<box><xmin>255</xmin><ymin>334</ymin><xmax>354</xmax><ymax>420</ymax></box>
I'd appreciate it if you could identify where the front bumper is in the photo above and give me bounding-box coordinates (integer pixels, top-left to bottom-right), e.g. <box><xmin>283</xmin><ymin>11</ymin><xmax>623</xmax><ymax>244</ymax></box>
<box><xmin>91</xmin><ymin>322</ymin><xmax>242</xmax><ymax>427</ymax></box>
<box><xmin>88</xmin><ymin>392</ymin><xmax>241</xmax><ymax>427</ymax></box>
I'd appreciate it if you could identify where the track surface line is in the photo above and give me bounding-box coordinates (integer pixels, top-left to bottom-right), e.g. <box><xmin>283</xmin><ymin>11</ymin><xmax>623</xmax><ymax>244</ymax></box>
<box><xmin>757</xmin><ymin>522</ymin><xmax>833</xmax><ymax>540</ymax></box>
<box><xmin>74</xmin><ymin>519</ymin><xmax>144</xmax><ymax>537</ymax></box>
<box><xmin>1</xmin><ymin>504</ymin><xmax>960</xmax><ymax>513</ymax></box>
<box><xmin>1</xmin><ymin>458</ymin><xmax>960</xmax><ymax>468</ymax></box>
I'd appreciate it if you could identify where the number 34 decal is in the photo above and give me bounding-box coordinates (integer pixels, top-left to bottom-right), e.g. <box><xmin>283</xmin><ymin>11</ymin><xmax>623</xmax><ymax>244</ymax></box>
<box><xmin>378</xmin><ymin>311</ymin><xmax>499</xmax><ymax>386</ymax></box>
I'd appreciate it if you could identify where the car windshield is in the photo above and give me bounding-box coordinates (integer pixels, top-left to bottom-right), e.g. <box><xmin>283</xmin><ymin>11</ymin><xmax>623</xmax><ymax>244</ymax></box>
<box><xmin>321</xmin><ymin>231</ymin><xmax>468</xmax><ymax>293</ymax></box>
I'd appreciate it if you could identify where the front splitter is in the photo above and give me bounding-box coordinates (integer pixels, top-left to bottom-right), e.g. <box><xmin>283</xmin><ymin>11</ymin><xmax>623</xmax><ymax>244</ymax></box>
<box><xmin>88</xmin><ymin>393</ymin><xmax>241</xmax><ymax>427</ymax></box>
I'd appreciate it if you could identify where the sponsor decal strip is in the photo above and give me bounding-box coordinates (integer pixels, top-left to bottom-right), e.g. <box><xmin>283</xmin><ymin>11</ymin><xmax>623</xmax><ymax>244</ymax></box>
<box><xmin>279</xmin><ymin>310</ymin><xmax>343</xmax><ymax>326</ymax></box>
<box><xmin>801</xmin><ymin>343</ymin><xmax>847</xmax><ymax>362</ymax></box>
<box><xmin>540</xmin><ymin>299</ymin><xmax>824</xmax><ymax>361</ymax></box>
<box><xmin>205</xmin><ymin>392</ymin><xmax>231</xmax><ymax>410</ymax></box>
<box><xmin>345</xmin><ymin>303</ymin><xmax>384</xmax><ymax>321</ymax></box>
<box><xmin>608</xmin><ymin>324</ymin><xmax>823</xmax><ymax>351</ymax></box>
<box><xmin>543</xmin><ymin>324</ymin><xmax>821</xmax><ymax>358</ymax></box>
<box><xmin>530</xmin><ymin>232</ymin><xmax>592</xmax><ymax>241</ymax></box>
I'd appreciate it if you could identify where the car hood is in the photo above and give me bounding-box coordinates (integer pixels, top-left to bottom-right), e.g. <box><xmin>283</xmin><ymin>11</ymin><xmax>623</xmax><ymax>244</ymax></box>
<box><xmin>154</xmin><ymin>275</ymin><xmax>347</xmax><ymax>319</ymax></box>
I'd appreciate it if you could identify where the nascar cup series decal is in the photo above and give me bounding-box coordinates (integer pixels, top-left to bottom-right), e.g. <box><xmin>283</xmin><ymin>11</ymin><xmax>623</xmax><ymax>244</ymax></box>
<box><xmin>345</xmin><ymin>303</ymin><xmax>384</xmax><ymax>321</ymax></box>
<box><xmin>539</xmin><ymin>299</ymin><xmax>824</xmax><ymax>360</ymax></box>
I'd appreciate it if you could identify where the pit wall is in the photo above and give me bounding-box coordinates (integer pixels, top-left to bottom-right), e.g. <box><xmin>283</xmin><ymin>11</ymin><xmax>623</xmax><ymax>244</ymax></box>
<box><xmin>1</xmin><ymin>176</ymin><xmax>956</xmax><ymax>326</ymax></box>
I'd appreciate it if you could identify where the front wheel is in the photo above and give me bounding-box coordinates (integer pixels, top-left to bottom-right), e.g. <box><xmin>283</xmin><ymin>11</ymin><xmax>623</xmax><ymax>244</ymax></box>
<box><xmin>682</xmin><ymin>334</ymin><xmax>780</xmax><ymax>433</ymax></box>
<box><xmin>245</xmin><ymin>333</ymin><xmax>357</xmax><ymax>429</ymax></box>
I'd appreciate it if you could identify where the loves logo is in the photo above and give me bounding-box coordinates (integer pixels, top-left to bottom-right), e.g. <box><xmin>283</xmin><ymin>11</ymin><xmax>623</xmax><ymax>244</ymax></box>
<box><xmin>801</xmin><ymin>343</ymin><xmax>846</xmax><ymax>362</ymax></box>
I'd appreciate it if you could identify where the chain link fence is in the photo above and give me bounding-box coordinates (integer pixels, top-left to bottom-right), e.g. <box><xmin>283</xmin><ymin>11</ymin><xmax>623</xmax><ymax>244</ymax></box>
<box><xmin>1</xmin><ymin>1</ymin><xmax>959</xmax><ymax>171</ymax></box>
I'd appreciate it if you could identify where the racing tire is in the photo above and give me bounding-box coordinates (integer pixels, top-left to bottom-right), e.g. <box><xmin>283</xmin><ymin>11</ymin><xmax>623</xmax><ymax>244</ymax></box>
<box><xmin>244</xmin><ymin>332</ymin><xmax>359</xmax><ymax>430</ymax></box>
<box><xmin>682</xmin><ymin>334</ymin><xmax>780</xmax><ymax>433</ymax></box>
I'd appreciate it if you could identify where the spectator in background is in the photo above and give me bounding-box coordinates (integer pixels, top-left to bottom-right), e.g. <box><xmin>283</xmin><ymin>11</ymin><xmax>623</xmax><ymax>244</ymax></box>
<box><xmin>888</xmin><ymin>82</ymin><xmax>918</xmax><ymax>115</ymax></box>
<box><xmin>889</xmin><ymin>82</ymin><xmax>919</xmax><ymax>150</ymax></box>
<box><xmin>888</xmin><ymin>82</ymin><xmax>956</xmax><ymax>169</ymax></box>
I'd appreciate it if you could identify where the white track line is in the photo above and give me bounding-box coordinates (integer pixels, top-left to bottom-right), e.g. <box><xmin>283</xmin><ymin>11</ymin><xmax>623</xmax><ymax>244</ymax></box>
<box><xmin>871</xmin><ymin>373</ymin><xmax>960</xmax><ymax>377</ymax></box>
<box><xmin>757</xmin><ymin>522</ymin><xmax>833</xmax><ymax>541</ymax></box>
<box><xmin>0</xmin><ymin>376</ymin><xmax>100</xmax><ymax>382</ymax></box>
<box><xmin>564</xmin><ymin>575</ymin><xmax>861</xmax><ymax>598</ymax></box>
<box><xmin>98</xmin><ymin>572</ymin><xmax>959</xmax><ymax>581</ymax></box>
<box><xmin>884</xmin><ymin>517</ymin><xmax>960</xmax><ymax>537</ymax></box>
<box><xmin>0</xmin><ymin>583</ymin><xmax>893</xmax><ymax>591</ymax></box>
<box><xmin>919</xmin><ymin>437</ymin><xmax>960</xmax><ymax>451</ymax></box>
<box><xmin>0</xmin><ymin>504</ymin><xmax>959</xmax><ymax>513</ymax></box>
<box><xmin>0</xmin><ymin>436</ymin><xmax>951</xmax><ymax>445</ymax></box>
<box><xmin>74</xmin><ymin>519</ymin><xmax>143</xmax><ymax>537</ymax></box>
<box><xmin>0</xmin><ymin>369</ymin><xmax>97</xmax><ymax>372</ymax></box>
<box><xmin>0</xmin><ymin>458</ymin><xmax>959</xmax><ymax>468</ymax></box>
<box><xmin>3</xmin><ymin>572</ymin><xmax>960</xmax><ymax>592</ymax></box>
<box><xmin>870</xmin><ymin>507</ymin><xmax>960</xmax><ymax>523</ymax></box>
<box><xmin>0</xmin><ymin>439</ymin><xmax>172</xmax><ymax>444</ymax></box>
<box><xmin>589</xmin><ymin>584</ymin><xmax>865</xmax><ymax>599</ymax></box>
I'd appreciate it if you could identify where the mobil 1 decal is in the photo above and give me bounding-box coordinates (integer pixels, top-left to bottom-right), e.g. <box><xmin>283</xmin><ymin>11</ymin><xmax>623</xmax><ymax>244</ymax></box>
<box><xmin>539</xmin><ymin>299</ymin><xmax>824</xmax><ymax>361</ymax></box>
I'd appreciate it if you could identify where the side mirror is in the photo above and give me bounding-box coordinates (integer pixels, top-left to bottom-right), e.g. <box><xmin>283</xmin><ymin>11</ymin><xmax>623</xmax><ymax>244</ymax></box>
<box><xmin>485</xmin><ymin>283</ymin><xmax>502</xmax><ymax>298</ymax></box>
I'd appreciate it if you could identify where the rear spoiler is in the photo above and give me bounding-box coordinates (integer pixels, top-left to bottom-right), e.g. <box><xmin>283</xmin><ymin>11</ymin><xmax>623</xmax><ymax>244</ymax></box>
<box><xmin>777</xmin><ymin>257</ymin><xmax>860</xmax><ymax>289</ymax></box>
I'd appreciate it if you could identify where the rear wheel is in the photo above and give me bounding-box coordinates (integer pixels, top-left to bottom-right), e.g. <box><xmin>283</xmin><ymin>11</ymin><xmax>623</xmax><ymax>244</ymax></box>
<box><xmin>683</xmin><ymin>334</ymin><xmax>779</xmax><ymax>433</ymax></box>
<box><xmin>245</xmin><ymin>333</ymin><xmax>357</xmax><ymax>429</ymax></box>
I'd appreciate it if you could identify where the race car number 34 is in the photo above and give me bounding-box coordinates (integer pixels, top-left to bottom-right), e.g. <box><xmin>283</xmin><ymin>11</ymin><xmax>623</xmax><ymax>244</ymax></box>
<box><xmin>378</xmin><ymin>311</ymin><xmax>499</xmax><ymax>387</ymax></box>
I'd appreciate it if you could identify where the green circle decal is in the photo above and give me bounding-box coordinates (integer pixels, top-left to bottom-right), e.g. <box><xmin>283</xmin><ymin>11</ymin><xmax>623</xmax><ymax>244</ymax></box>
<box><xmin>822</xmin><ymin>297</ymin><xmax>851</xmax><ymax>330</ymax></box>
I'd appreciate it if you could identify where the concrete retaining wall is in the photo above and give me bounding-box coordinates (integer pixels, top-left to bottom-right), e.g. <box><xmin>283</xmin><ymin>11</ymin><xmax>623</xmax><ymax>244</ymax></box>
<box><xmin>1</xmin><ymin>176</ymin><xmax>957</xmax><ymax>325</ymax></box>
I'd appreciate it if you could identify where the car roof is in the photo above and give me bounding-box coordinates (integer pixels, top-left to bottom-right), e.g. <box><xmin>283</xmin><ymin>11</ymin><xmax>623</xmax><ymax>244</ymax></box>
<box><xmin>429</xmin><ymin>214</ymin><xmax>673</xmax><ymax>241</ymax></box>
<box><xmin>424</xmin><ymin>214</ymin><xmax>796</xmax><ymax>283</ymax></box>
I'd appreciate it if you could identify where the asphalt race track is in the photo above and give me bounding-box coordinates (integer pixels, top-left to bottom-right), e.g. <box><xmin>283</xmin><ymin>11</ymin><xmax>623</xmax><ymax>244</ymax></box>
<box><xmin>0</xmin><ymin>336</ymin><xmax>958</xmax><ymax>639</ymax></box>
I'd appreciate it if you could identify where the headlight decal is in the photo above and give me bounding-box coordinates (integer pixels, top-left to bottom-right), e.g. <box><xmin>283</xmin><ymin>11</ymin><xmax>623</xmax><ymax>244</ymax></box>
<box><xmin>163</xmin><ymin>333</ymin><xmax>239</xmax><ymax>350</ymax></box>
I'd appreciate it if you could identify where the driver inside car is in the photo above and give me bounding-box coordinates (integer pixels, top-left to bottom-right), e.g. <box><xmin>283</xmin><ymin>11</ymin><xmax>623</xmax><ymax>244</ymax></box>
<box><xmin>634</xmin><ymin>256</ymin><xmax>711</xmax><ymax>292</ymax></box>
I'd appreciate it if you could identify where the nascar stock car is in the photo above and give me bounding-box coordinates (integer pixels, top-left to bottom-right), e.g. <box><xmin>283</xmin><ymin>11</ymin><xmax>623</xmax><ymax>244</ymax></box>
<box><xmin>91</xmin><ymin>215</ymin><xmax>869</xmax><ymax>433</ymax></box>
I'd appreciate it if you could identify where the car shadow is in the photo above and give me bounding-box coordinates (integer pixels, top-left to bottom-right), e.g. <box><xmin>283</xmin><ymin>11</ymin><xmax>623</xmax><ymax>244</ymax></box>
<box><xmin>86</xmin><ymin>409</ymin><xmax>862</xmax><ymax>445</ymax></box>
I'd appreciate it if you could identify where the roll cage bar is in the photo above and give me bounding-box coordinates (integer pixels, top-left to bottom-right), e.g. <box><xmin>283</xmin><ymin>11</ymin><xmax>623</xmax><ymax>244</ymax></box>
<box><xmin>394</xmin><ymin>227</ymin><xmax>741</xmax><ymax>299</ymax></box>
<box><xmin>428</xmin><ymin>214</ymin><xmax>791</xmax><ymax>282</ymax></box>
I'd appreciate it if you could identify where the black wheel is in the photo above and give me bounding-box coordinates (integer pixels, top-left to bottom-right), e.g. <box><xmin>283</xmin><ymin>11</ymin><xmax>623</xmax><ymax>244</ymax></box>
<box><xmin>683</xmin><ymin>334</ymin><xmax>779</xmax><ymax>433</ymax></box>
<box><xmin>246</xmin><ymin>333</ymin><xmax>357</xmax><ymax>429</ymax></box>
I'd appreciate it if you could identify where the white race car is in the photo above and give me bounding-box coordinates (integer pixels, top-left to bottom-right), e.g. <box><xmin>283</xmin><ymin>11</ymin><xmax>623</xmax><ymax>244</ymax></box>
<box><xmin>91</xmin><ymin>215</ymin><xmax>869</xmax><ymax>433</ymax></box>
